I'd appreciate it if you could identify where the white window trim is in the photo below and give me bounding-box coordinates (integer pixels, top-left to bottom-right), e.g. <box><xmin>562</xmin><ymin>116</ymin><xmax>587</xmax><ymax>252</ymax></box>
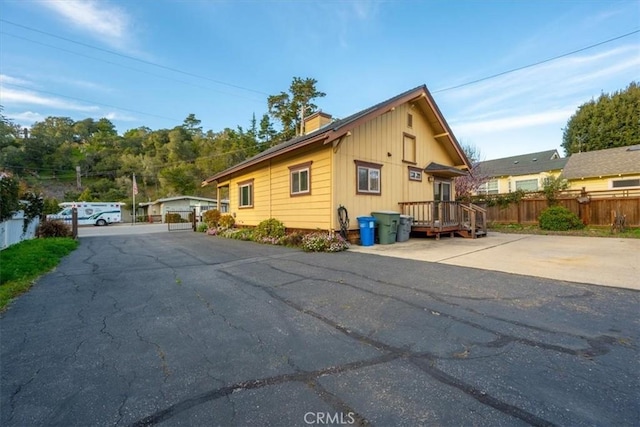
<box><xmin>238</xmin><ymin>181</ymin><xmax>253</xmax><ymax>208</ymax></box>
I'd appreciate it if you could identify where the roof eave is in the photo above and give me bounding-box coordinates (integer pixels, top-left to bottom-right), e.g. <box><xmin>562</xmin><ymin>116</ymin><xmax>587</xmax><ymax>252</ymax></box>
<box><xmin>203</xmin><ymin>132</ymin><xmax>330</xmax><ymax>185</ymax></box>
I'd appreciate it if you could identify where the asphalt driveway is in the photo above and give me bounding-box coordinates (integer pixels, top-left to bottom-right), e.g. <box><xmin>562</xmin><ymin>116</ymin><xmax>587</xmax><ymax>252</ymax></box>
<box><xmin>1</xmin><ymin>231</ymin><xmax>639</xmax><ymax>426</ymax></box>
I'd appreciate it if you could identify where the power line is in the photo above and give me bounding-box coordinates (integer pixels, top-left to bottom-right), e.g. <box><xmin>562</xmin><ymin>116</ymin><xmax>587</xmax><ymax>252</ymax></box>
<box><xmin>3</xmin><ymin>82</ymin><xmax>183</xmax><ymax>122</ymax></box>
<box><xmin>0</xmin><ymin>19</ymin><xmax>270</xmax><ymax>96</ymax></box>
<box><xmin>433</xmin><ymin>28</ymin><xmax>640</xmax><ymax>94</ymax></box>
<box><xmin>0</xmin><ymin>31</ymin><xmax>265</xmax><ymax>104</ymax></box>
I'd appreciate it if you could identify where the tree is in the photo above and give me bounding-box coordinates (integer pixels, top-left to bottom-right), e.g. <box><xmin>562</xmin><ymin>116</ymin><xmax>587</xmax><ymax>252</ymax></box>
<box><xmin>454</xmin><ymin>142</ymin><xmax>489</xmax><ymax>201</ymax></box>
<box><xmin>258</xmin><ymin>114</ymin><xmax>277</xmax><ymax>148</ymax></box>
<box><xmin>267</xmin><ymin>77</ymin><xmax>326</xmax><ymax>141</ymax></box>
<box><xmin>0</xmin><ymin>107</ymin><xmax>21</xmax><ymax>150</ymax></box>
<box><xmin>182</xmin><ymin>114</ymin><xmax>203</xmax><ymax>136</ymax></box>
<box><xmin>562</xmin><ymin>81</ymin><xmax>640</xmax><ymax>155</ymax></box>
<box><xmin>0</xmin><ymin>171</ymin><xmax>20</xmax><ymax>221</ymax></box>
<box><xmin>541</xmin><ymin>175</ymin><xmax>569</xmax><ymax>206</ymax></box>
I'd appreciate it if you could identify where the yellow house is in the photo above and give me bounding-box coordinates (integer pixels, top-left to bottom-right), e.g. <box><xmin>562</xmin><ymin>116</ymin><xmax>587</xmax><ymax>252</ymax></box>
<box><xmin>202</xmin><ymin>85</ymin><xmax>473</xmax><ymax>237</ymax></box>
<box><xmin>475</xmin><ymin>150</ymin><xmax>567</xmax><ymax>195</ymax></box>
<box><xmin>562</xmin><ymin>145</ymin><xmax>640</xmax><ymax>192</ymax></box>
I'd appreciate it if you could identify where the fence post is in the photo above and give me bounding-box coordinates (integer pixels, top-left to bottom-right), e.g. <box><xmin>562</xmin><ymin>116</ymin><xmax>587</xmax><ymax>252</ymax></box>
<box><xmin>72</xmin><ymin>207</ymin><xmax>78</xmax><ymax>239</ymax></box>
<box><xmin>192</xmin><ymin>208</ymin><xmax>196</xmax><ymax>232</ymax></box>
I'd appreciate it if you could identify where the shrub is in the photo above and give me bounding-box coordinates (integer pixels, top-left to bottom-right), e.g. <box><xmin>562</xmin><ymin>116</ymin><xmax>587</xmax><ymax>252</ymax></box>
<box><xmin>218</xmin><ymin>214</ymin><xmax>235</xmax><ymax>229</ymax></box>
<box><xmin>221</xmin><ymin>228</ymin><xmax>254</xmax><ymax>241</ymax></box>
<box><xmin>197</xmin><ymin>223</ymin><xmax>208</xmax><ymax>232</ymax></box>
<box><xmin>165</xmin><ymin>213</ymin><xmax>181</xmax><ymax>223</ymax></box>
<box><xmin>254</xmin><ymin>218</ymin><xmax>285</xmax><ymax>242</ymax></box>
<box><xmin>301</xmin><ymin>231</ymin><xmax>349</xmax><ymax>252</ymax></box>
<box><xmin>36</xmin><ymin>219</ymin><xmax>73</xmax><ymax>238</ymax></box>
<box><xmin>539</xmin><ymin>206</ymin><xmax>584</xmax><ymax>231</ymax></box>
<box><xmin>280</xmin><ymin>232</ymin><xmax>304</xmax><ymax>247</ymax></box>
<box><xmin>203</xmin><ymin>209</ymin><xmax>221</xmax><ymax>228</ymax></box>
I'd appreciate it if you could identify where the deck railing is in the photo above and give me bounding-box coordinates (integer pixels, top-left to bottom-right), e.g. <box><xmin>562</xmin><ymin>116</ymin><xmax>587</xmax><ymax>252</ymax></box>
<box><xmin>398</xmin><ymin>201</ymin><xmax>487</xmax><ymax>237</ymax></box>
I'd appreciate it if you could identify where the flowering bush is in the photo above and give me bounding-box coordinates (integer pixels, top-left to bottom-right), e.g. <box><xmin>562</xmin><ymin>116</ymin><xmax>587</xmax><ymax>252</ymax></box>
<box><xmin>254</xmin><ymin>218</ymin><xmax>286</xmax><ymax>241</ymax></box>
<box><xmin>220</xmin><ymin>228</ymin><xmax>254</xmax><ymax>241</ymax></box>
<box><xmin>301</xmin><ymin>231</ymin><xmax>349</xmax><ymax>252</ymax></box>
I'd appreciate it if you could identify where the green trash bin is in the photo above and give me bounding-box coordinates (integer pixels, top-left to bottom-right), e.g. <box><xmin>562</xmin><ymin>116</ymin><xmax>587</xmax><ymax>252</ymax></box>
<box><xmin>371</xmin><ymin>211</ymin><xmax>400</xmax><ymax>244</ymax></box>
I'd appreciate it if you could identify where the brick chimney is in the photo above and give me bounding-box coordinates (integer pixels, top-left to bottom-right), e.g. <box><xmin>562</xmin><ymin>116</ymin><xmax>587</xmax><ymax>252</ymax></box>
<box><xmin>303</xmin><ymin>111</ymin><xmax>332</xmax><ymax>135</ymax></box>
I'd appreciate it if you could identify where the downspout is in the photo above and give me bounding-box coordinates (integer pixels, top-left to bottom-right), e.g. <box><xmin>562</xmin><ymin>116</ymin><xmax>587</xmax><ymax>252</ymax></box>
<box><xmin>269</xmin><ymin>159</ymin><xmax>272</xmax><ymax>218</ymax></box>
<box><xmin>330</xmin><ymin>134</ymin><xmax>347</xmax><ymax>232</ymax></box>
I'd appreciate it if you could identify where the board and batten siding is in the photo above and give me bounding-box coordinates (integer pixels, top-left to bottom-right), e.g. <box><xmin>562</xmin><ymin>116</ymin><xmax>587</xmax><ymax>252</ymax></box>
<box><xmin>332</xmin><ymin>102</ymin><xmax>458</xmax><ymax>229</ymax></box>
<box><xmin>223</xmin><ymin>143</ymin><xmax>333</xmax><ymax>230</ymax></box>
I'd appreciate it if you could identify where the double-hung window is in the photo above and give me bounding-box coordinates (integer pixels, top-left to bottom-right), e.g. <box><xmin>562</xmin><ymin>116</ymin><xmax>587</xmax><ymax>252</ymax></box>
<box><xmin>238</xmin><ymin>179</ymin><xmax>254</xmax><ymax>208</ymax></box>
<box><xmin>289</xmin><ymin>161</ymin><xmax>312</xmax><ymax>196</ymax></box>
<box><xmin>355</xmin><ymin>160</ymin><xmax>382</xmax><ymax>195</ymax></box>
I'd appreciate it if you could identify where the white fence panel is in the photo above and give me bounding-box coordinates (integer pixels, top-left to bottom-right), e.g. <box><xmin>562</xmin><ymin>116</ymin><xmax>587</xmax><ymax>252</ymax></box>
<box><xmin>0</xmin><ymin>211</ymin><xmax>40</xmax><ymax>250</ymax></box>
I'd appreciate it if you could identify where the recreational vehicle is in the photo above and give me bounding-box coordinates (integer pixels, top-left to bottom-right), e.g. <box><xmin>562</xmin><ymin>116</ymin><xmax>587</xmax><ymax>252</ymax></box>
<box><xmin>47</xmin><ymin>202</ymin><xmax>123</xmax><ymax>226</ymax></box>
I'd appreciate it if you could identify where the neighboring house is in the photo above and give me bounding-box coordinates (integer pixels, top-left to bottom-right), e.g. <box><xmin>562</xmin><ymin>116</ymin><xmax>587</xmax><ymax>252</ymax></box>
<box><xmin>561</xmin><ymin>145</ymin><xmax>640</xmax><ymax>192</ymax></box>
<box><xmin>139</xmin><ymin>196</ymin><xmax>228</xmax><ymax>223</ymax></box>
<box><xmin>476</xmin><ymin>149</ymin><xmax>567</xmax><ymax>194</ymax></box>
<box><xmin>202</xmin><ymin>85</ymin><xmax>475</xmax><ymax>237</ymax></box>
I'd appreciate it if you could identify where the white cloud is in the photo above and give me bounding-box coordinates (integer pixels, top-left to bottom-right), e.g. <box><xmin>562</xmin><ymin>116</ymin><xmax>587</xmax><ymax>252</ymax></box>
<box><xmin>444</xmin><ymin>45</ymin><xmax>638</xmax><ymax>106</ymax></box>
<box><xmin>104</xmin><ymin>111</ymin><xmax>136</xmax><ymax>122</ymax></box>
<box><xmin>5</xmin><ymin>111</ymin><xmax>44</xmax><ymax>124</ymax></box>
<box><xmin>0</xmin><ymin>74</ymin><xmax>31</xmax><ymax>86</ymax></box>
<box><xmin>452</xmin><ymin>109</ymin><xmax>575</xmax><ymax>136</ymax></box>
<box><xmin>41</xmin><ymin>0</ymin><xmax>133</xmax><ymax>49</ymax></box>
<box><xmin>0</xmin><ymin>87</ymin><xmax>99</xmax><ymax>112</ymax></box>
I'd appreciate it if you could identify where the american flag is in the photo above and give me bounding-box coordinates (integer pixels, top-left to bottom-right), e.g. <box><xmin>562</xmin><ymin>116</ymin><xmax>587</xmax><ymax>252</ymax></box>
<box><xmin>133</xmin><ymin>174</ymin><xmax>139</xmax><ymax>195</ymax></box>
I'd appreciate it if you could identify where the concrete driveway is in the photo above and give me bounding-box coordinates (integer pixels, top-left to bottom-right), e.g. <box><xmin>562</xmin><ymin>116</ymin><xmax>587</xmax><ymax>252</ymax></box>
<box><xmin>351</xmin><ymin>232</ymin><xmax>640</xmax><ymax>290</ymax></box>
<box><xmin>1</xmin><ymin>231</ymin><xmax>639</xmax><ymax>426</ymax></box>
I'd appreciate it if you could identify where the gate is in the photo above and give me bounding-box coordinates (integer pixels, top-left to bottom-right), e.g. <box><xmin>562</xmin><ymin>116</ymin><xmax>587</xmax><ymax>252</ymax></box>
<box><xmin>166</xmin><ymin>209</ymin><xmax>196</xmax><ymax>232</ymax></box>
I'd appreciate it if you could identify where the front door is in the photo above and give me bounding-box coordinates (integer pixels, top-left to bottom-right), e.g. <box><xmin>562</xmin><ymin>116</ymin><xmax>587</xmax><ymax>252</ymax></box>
<box><xmin>434</xmin><ymin>180</ymin><xmax>451</xmax><ymax>222</ymax></box>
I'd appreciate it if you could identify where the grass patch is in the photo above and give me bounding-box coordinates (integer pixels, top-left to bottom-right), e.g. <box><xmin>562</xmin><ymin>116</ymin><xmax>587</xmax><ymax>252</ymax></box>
<box><xmin>489</xmin><ymin>223</ymin><xmax>640</xmax><ymax>238</ymax></box>
<box><xmin>0</xmin><ymin>238</ymin><xmax>79</xmax><ymax>310</ymax></box>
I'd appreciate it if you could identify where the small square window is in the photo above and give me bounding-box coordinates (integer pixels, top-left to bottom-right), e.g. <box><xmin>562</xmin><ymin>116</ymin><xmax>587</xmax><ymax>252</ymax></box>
<box><xmin>408</xmin><ymin>167</ymin><xmax>422</xmax><ymax>182</ymax></box>
<box><xmin>407</xmin><ymin>113</ymin><xmax>413</xmax><ymax>128</ymax></box>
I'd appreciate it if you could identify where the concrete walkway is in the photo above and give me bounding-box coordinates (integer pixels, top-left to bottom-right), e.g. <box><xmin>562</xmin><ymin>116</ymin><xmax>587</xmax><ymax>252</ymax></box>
<box><xmin>349</xmin><ymin>233</ymin><xmax>640</xmax><ymax>290</ymax></box>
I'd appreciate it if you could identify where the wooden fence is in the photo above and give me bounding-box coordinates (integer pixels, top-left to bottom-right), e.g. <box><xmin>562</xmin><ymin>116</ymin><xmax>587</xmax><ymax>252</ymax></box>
<box><xmin>480</xmin><ymin>189</ymin><xmax>640</xmax><ymax>227</ymax></box>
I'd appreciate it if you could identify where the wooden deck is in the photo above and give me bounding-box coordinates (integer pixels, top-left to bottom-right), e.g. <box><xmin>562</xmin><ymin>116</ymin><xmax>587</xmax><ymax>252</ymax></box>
<box><xmin>398</xmin><ymin>201</ymin><xmax>487</xmax><ymax>239</ymax></box>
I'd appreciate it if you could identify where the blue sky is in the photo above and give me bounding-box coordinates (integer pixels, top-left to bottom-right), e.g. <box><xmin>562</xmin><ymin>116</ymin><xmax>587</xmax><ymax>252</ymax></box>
<box><xmin>1</xmin><ymin>0</ymin><xmax>638</xmax><ymax>160</ymax></box>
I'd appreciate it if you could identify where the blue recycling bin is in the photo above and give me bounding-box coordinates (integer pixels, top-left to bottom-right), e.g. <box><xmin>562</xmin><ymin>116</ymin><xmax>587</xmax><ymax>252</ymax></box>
<box><xmin>357</xmin><ymin>216</ymin><xmax>377</xmax><ymax>246</ymax></box>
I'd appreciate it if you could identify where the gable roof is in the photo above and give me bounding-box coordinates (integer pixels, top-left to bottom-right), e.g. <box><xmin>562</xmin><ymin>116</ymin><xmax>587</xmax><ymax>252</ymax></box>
<box><xmin>203</xmin><ymin>85</ymin><xmax>470</xmax><ymax>185</ymax></box>
<box><xmin>562</xmin><ymin>145</ymin><xmax>640</xmax><ymax>179</ymax></box>
<box><xmin>478</xmin><ymin>149</ymin><xmax>567</xmax><ymax>177</ymax></box>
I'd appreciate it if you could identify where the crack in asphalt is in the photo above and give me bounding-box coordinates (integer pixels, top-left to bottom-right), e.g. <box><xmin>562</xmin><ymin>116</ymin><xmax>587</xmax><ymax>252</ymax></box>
<box><xmin>130</xmin><ymin>268</ymin><xmax>560</xmax><ymax>427</ymax></box>
<box><xmin>271</xmin><ymin>257</ymin><xmax>622</xmax><ymax>350</ymax></box>
<box><xmin>129</xmin><ymin>353</ymin><xmax>398</xmax><ymax>427</ymax></box>
<box><xmin>433</xmin><ymin>235</ymin><xmax>532</xmax><ymax>262</ymax></box>
<box><xmin>135</xmin><ymin>329</ymin><xmax>171</xmax><ymax>380</ymax></box>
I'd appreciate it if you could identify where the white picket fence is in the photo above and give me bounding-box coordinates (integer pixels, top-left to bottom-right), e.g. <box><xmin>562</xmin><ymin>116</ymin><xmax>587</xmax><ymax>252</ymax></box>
<box><xmin>0</xmin><ymin>211</ymin><xmax>40</xmax><ymax>250</ymax></box>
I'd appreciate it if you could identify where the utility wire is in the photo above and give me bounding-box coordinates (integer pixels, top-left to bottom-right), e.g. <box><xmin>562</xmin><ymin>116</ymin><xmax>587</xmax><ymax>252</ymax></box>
<box><xmin>433</xmin><ymin>28</ymin><xmax>640</xmax><ymax>93</ymax></box>
<box><xmin>0</xmin><ymin>31</ymin><xmax>265</xmax><ymax>103</ymax></box>
<box><xmin>0</xmin><ymin>19</ymin><xmax>269</xmax><ymax>96</ymax></box>
<box><xmin>3</xmin><ymin>82</ymin><xmax>183</xmax><ymax>122</ymax></box>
